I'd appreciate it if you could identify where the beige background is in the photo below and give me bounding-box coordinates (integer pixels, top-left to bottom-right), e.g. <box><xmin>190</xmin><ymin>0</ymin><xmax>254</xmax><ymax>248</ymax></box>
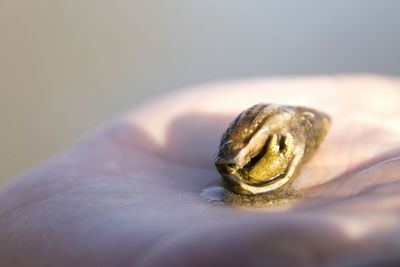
<box><xmin>1</xmin><ymin>0</ymin><xmax>400</xmax><ymax>187</ymax></box>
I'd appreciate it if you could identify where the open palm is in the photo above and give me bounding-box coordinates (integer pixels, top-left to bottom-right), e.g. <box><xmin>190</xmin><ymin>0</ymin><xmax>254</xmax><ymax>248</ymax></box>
<box><xmin>1</xmin><ymin>76</ymin><xmax>400</xmax><ymax>267</ymax></box>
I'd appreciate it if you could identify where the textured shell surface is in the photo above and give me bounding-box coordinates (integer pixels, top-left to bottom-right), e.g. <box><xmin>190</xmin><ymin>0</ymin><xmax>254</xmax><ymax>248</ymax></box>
<box><xmin>215</xmin><ymin>103</ymin><xmax>331</xmax><ymax>195</ymax></box>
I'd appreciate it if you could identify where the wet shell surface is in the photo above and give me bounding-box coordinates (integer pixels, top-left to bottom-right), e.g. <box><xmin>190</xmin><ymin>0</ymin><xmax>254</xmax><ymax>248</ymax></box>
<box><xmin>215</xmin><ymin>104</ymin><xmax>331</xmax><ymax>195</ymax></box>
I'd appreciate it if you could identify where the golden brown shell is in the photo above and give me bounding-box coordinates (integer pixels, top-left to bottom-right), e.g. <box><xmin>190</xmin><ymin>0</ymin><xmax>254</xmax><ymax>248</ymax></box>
<box><xmin>215</xmin><ymin>104</ymin><xmax>331</xmax><ymax>195</ymax></box>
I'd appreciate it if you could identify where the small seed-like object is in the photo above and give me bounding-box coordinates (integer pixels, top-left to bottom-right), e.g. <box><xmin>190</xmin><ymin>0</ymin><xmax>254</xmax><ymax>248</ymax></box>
<box><xmin>215</xmin><ymin>104</ymin><xmax>331</xmax><ymax>195</ymax></box>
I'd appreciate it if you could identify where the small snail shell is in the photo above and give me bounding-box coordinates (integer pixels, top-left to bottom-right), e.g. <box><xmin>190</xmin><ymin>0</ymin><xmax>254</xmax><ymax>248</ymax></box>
<box><xmin>215</xmin><ymin>104</ymin><xmax>331</xmax><ymax>195</ymax></box>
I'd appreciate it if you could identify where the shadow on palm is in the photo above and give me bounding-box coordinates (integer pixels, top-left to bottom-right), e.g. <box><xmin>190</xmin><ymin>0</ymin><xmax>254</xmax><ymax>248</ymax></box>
<box><xmin>105</xmin><ymin>109</ymin><xmax>400</xmax><ymax>214</ymax></box>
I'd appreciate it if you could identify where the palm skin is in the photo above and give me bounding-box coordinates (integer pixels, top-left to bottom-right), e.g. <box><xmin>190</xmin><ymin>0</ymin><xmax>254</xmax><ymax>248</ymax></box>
<box><xmin>1</xmin><ymin>75</ymin><xmax>400</xmax><ymax>267</ymax></box>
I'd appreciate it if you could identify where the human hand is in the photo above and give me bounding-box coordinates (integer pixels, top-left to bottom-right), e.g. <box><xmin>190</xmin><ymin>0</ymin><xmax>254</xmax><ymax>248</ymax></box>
<box><xmin>1</xmin><ymin>75</ymin><xmax>400</xmax><ymax>267</ymax></box>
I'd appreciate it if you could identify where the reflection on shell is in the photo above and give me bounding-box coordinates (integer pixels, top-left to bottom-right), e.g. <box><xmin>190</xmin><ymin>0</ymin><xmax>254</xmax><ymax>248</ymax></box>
<box><xmin>215</xmin><ymin>104</ymin><xmax>331</xmax><ymax>195</ymax></box>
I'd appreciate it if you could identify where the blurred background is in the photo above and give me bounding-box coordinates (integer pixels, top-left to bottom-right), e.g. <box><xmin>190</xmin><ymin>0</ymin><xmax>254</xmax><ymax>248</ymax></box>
<box><xmin>1</xmin><ymin>0</ymin><xmax>400</xmax><ymax>187</ymax></box>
